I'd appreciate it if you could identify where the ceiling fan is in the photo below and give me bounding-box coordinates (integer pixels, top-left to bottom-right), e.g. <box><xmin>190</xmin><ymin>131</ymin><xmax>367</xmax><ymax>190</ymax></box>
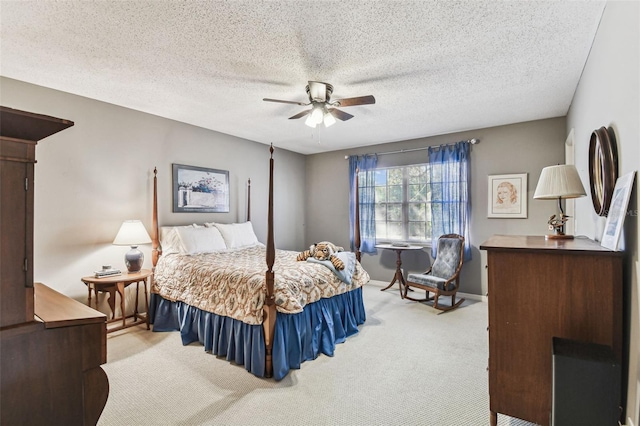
<box><xmin>263</xmin><ymin>81</ymin><xmax>375</xmax><ymax>128</ymax></box>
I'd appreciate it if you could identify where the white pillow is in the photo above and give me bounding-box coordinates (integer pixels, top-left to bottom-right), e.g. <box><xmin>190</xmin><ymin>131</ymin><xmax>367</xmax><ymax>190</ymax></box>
<box><xmin>176</xmin><ymin>226</ymin><xmax>227</xmax><ymax>255</ymax></box>
<box><xmin>204</xmin><ymin>227</ymin><xmax>227</xmax><ymax>251</ymax></box>
<box><xmin>214</xmin><ymin>222</ymin><xmax>259</xmax><ymax>249</ymax></box>
<box><xmin>160</xmin><ymin>225</ymin><xmax>192</xmax><ymax>255</ymax></box>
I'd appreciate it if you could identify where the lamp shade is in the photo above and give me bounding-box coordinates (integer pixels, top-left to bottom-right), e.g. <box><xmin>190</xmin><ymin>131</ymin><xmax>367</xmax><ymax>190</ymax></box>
<box><xmin>533</xmin><ymin>165</ymin><xmax>587</xmax><ymax>200</ymax></box>
<box><xmin>113</xmin><ymin>220</ymin><xmax>152</xmax><ymax>245</ymax></box>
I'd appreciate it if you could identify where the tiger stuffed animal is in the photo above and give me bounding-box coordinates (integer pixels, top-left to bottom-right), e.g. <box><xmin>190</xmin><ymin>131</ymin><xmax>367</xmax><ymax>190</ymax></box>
<box><xmin>297</xmin><ymin>241</ymin><xmax>345</xmax><ymax>270</ymax></box>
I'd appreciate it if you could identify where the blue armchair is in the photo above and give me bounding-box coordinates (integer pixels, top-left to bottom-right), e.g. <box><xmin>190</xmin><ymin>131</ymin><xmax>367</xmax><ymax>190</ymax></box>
<box><xmin>404</xmin><ymin>234</ymin><xmax>465</xmax><ymax>312</ymax></box>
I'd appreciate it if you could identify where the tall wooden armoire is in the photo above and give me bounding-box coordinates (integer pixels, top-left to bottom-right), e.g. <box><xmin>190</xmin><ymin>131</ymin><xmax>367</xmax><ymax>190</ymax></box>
<box><xmin>0</xmin><ymin>106</ymin><xmax>109</xmax><ymax>425</ymax></box>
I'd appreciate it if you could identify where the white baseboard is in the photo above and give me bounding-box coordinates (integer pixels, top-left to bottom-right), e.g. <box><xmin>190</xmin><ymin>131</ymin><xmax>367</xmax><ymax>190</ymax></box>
<box><xmin>458</xmin><ymin>291</ymin><xmax>486</xmax><ymax>303</ymax></box>
<box><xmin>626</xmin><ymin>417</ymin><xmax>635</xmax><ymax>426</ymax></box>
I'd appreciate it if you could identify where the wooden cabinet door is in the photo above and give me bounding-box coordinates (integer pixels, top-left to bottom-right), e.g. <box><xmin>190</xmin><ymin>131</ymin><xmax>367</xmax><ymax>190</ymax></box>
<box><xmin>0</xmin><ymin>150</ymin><xmax>35</xmax><ymax>327</ymax></box>
<box><xmin>488</xmin><ymin>250</ymin><xmax>561</xmax><ymax>425</ymax></box>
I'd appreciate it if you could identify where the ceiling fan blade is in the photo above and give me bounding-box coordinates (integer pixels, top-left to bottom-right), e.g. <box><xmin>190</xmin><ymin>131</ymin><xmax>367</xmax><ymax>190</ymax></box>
<box><xmin>333</xmin><ymin>95</ymin><xmax>376</xmax><ymax>107</ymax></box>
<box><xmin>288</xmin><ymin>109</ymin><xmax>312</xmax><ymax>120</ymax></box>
<box><xmin>307</xmin><ymin>81</ymin><xmax>327</xmax><ymax>102</ymax></box>
<box><xmin>328</xmin><ymin>108</ymin><xmax>354</xmax><ymax>121</ymax></box>
<box><xmin>263</xmin><ymin>98</ymin><xmax>308</xmax><ymax>106</ymax></box>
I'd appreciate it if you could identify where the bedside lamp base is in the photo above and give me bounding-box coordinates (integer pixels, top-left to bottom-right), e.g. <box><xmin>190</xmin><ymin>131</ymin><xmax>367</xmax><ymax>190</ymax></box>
<box><xmin>124</xmin><ymin>245</ymin><xmax>144</xmax><ymax>273</ymax></box>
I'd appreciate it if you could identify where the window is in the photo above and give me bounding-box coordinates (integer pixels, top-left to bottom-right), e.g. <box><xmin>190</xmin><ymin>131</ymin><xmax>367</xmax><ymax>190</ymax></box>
<box><xmin>365</xmin><ymin>164</ymin><xmax>431</xmax><ymax>243</ymax></box>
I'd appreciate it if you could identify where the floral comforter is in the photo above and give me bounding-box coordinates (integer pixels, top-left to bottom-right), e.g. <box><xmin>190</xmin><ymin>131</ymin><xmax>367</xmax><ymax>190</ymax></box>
<box><xmin>152</xmin><ymin>245</ymin><xmax>370</xmax><ymax>325</ymax></box>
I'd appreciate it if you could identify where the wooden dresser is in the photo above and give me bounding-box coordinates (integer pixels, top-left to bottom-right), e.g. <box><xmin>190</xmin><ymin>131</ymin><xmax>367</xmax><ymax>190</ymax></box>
<box><xmin>0</xmin><ymin>106</ymin><xmax>109</xmax><ymax>425</ymax></box>
<box><xmin>480</xmin><ymin>235</ymin><xmax>623</xmax><ymax>426</ymax></box>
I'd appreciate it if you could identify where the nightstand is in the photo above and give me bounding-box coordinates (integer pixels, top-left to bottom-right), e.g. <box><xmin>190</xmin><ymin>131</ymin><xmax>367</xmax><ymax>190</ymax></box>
<box><xmin>81</xmin><ymin>269</ymin><xmax>152</xmax><ymax>333</ymax></box>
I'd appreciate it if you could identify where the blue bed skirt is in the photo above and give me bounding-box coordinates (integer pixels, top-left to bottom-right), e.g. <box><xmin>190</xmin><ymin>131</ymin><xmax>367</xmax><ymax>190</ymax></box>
<box><xmin>149</xmin><ymin>287</ymin><xmax>366</xmax><ymax>381</ymax></box>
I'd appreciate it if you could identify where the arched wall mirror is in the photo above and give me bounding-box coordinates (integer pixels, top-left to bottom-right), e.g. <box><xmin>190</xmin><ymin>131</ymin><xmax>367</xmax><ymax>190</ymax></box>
<box><xmin>588</xmin><ymin>126</ymin><xmax>618</xmax><ymax>216</ymax></box>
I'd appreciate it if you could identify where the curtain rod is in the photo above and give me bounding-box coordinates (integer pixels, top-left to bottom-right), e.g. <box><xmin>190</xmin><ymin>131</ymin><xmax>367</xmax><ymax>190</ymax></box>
<box><xmin>344</xmin><ymin>138</ymin><xmax>479</xmax><ymax>159</ymax></box>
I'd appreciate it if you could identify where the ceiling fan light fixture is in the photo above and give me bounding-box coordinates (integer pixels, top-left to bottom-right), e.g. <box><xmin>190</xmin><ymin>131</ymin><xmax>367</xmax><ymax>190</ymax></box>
<box><xmin>305</xmin><ymin>114</ymin><xmax>317</xmax><ymax>128</ymax></box>
<box><xmin>323</xmin><ymin>111</ymin><xmax>336</xmax><ymax>127</ymax></box>
<box><xmin>310</xmin><ymin>106</ymin><xmax>324</xmax><ymax>124</ymax></box>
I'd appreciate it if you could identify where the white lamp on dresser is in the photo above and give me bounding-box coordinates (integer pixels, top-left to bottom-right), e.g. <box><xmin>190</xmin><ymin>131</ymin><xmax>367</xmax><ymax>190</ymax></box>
<box><xmin>533</xmin><ymin>164</ymin><xmax>586</xmax><ymax>239</ymax></box>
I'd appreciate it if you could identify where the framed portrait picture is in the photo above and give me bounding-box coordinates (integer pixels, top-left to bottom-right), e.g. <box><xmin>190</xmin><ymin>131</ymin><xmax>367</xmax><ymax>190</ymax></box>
<box><xmin>172</xmin><ymin>164</ymin><xmax>230</xmax><ymax>213</ymax></box>
<box><xmin>601</xmin><ymin>171</ymin><xmax>636</xmax><ymax>251</ymax></box>
<box><xmin>488</xmin><ymin>173</ymin><xmax>528</xmax><ymax>218</ymax></box>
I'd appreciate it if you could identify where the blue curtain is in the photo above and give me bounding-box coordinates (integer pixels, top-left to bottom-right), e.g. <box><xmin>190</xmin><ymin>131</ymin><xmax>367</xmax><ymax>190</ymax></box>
<box><xmin>349</xmin><ymin>154</ymin><xmax>378</xmax><ymax>254</ymax></box>
<box><xmin>428</xmin><ymin>141</ymin><xmax>472</xmax><ymax>260</ymax></box>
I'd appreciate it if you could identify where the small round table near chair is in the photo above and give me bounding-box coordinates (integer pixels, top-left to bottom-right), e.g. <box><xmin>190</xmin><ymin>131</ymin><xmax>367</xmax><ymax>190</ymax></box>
<box><xmin>374</xmin><ymin>243</ymin><xmax>425</xmax><ymax>298</ymax></box>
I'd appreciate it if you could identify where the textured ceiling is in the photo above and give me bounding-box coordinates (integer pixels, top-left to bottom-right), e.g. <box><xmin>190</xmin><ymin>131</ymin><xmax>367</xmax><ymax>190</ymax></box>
<box><xmin>0</xmin><ymin>1</ymin><xmax>606</xmax><ymax>155</ymax></box>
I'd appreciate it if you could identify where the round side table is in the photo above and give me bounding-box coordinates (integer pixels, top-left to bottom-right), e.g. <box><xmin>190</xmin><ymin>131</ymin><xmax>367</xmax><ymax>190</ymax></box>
<box><xmin>81</xmin><ymin>269</ymin><xmax>152</xmax><ymax>333</ymax></box>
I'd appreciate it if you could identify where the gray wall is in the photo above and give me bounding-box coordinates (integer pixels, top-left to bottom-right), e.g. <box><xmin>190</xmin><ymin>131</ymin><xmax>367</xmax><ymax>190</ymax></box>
<box><xmin>566</xmin><ymin>1</ymin><xmax>639</xmax><ymax>423</ymax></box>
<box><xmin>0</xmin><ymin>77</ymin><xmax>307</xmax><ymax>302</ymax></box>
<box><xmin>305</xmin><ymin>118</ymin><xmax>566</xmax><ymax>297</ymax></box>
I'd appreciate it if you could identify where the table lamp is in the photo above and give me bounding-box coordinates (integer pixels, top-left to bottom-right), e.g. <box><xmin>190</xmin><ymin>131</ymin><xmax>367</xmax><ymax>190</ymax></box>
<box><xmin>113</xmin><ymin>220</ymin><xmax>152</xmax><ymax>272</ymax></box>
<box><xmin>533</xmin><ymin>165</ymin><xmax>586</xmax><ymax>239</ymax></box>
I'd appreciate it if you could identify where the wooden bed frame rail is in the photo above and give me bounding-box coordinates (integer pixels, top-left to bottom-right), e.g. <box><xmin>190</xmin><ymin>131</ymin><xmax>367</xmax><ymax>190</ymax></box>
<box><xmin>150</xmin><ymin>145</ymin><xmax>362</xmax><ymax>378</ymax></box>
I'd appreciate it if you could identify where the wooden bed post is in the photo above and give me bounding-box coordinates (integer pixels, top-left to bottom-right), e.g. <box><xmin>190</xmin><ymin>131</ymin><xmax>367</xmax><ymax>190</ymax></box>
<box><xmin>247</xmin><ymin>178</ymin><xmax>251</xmax><ymax>222</ymax></box>
<box><xmin>152</xmin><ymin>167</ymin><xmax>161</xmax><ymax>269</ymax></box>
<box><xmin>354</xmin><ymin>167</ymin><xmax>362</xmax><ymax>263</ymax></box>
<box><xmin>263</xmin><ymin>145</ymin><xmax>277</xmax><ymax>378</ymax></box>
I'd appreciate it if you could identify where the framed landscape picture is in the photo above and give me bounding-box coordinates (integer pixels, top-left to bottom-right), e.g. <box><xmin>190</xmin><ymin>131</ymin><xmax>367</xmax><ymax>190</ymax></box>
<box><xmin>172</xmin><ymin>164</ymin><xmax>230</xmax><ymax>213</ymax></box>
<box><xmin>488</xmin><ymin>173</ymin><xmax>528</xmax><ymax>218</ymax></box>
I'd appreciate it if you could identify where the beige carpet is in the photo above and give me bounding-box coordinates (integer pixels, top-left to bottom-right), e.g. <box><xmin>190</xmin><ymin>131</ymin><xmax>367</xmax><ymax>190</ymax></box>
<box><xmin>99</xmin><ymin>281</ymin><xmax>534</xmax><ymax>426</ymax></box>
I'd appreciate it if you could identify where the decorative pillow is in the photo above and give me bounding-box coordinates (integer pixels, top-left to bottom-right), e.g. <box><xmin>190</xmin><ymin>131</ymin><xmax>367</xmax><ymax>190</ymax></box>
<box><xmin>160</xmin><ymin>225</ymin><xmax>193</xmax><ymax>255</ymax></box>
<box><xmin>176</xmin><ymin>226</ymin><xmax>227</xmax><ymax>255</ymax></box>
<box><xmin>214</xmin><ymin>221</ymin><xmax>259</xmax><ymax>249</ymax></box>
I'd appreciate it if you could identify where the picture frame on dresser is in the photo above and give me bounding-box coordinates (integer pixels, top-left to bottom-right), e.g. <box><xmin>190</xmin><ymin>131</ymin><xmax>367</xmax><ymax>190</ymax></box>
<box><xmin>172</xmin><ymin>163</ymin><xmax>230</xmax><ymax>213</ymax></box>
<box><xmin>601</xmin><ymin>171</ymin><xmax>636</xmax><ymax>251</ymax></box>
<box><xmin>487</xmin><ymin>173</ymin><xmax>527</xmax><ymax>218</ymax></box>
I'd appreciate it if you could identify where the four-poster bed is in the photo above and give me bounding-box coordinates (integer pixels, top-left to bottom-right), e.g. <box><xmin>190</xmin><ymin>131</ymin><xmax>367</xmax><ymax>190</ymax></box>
<box><xmin>149</xmin><ymin>145</ymin><xmax>369</xmax><ymax>380</ymax></box>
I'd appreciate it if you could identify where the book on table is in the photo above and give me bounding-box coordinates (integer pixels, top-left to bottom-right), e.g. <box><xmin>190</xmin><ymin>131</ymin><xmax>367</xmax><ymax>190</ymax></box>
<box><xmin>94</xmin><ymin>268</ymin><xmax>122</xmax><ymax>278</ymax></box>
